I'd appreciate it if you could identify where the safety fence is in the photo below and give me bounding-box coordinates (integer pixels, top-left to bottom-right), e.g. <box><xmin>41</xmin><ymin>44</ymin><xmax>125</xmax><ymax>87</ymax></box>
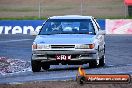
<box><xmin>0</xmin><ymin>19</ymin><xmax>132</xmax><ymax>34</ymax></box>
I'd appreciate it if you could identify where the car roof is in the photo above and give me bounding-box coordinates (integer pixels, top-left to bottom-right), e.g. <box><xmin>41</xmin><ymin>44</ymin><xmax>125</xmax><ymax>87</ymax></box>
<box><xmin>49</xmin><ymin>15</ymin><xmax>93</xmax><ymax>19</ymax></box>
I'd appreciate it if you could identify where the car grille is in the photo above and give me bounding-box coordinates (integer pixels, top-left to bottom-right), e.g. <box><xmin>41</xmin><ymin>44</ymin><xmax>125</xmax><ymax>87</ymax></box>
<box><xmin>51</xmin><ymin>45</ymin><xmax>75</xmax><ymax>49</ymax></box>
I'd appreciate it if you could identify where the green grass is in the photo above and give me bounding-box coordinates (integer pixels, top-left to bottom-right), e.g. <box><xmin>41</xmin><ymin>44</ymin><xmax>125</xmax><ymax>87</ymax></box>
<box><xmin>0</xmin><ymin>8</ymin><xmax>38</xmax><ymax>12</ymax></box>
<box><xmin>0</xmin><ymin>16</ymin><xmax>131</xmax><ymax>20</ymax></box>
<box><xmin>0</xmin><ymin>16</ymin><xmax>47</xmax><ymax>20</ymax></box>
<box><xmin>96</xmin><ymin>16</ymin><xmax>132</xmax><ymax>19</ymax></box>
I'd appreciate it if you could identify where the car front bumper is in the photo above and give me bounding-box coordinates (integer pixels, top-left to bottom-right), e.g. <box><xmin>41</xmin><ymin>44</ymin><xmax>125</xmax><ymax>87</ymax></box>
<box><xmin>32</xmin><ymin>49</ymin><xmax>97</xmax><ymax>55</ymax></box>
<box><xmin>32</xmin><ymin>49</ymin><xmax>98</xmax><ymax>62</ymax></box>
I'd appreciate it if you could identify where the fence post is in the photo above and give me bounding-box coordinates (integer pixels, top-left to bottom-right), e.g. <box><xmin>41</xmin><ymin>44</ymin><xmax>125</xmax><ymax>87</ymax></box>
<box><xmin>124</xmin><ymin>4</ymin><xmax>128</xmax><ymax>18</ymax></box>
<box><xmin>39</xmin><ymin>1</ymin><xmax>41</xmax><ymax>18</ymax></box>
<box><xmin>81</xmin><ymin>0</ymin><xmax>84</xmax><ymax>15</ymax></box>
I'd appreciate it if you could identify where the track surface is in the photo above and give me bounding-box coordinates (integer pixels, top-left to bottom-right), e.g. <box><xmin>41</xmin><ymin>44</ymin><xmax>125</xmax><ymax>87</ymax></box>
<box><xmin>0</xmin><ymin>34</ymin><xmax>132</xmax><ymax>84</ymax></box>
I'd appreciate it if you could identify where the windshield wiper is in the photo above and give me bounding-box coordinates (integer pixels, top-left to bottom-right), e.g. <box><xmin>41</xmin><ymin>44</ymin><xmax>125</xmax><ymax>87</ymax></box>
<box><xmin>40</xmin><ymin>32</ymin><xmax>89</xmax><ymax>35</ymax></box>
<box><xmin>40</xmin><ymin>33</ymin><xmax>62</xmax><ymax>35</ymax></box>
<box><xmin>59</xmin><ymin>32</ymin><xmax>78</xmax><ymax>34</ymax></box>
<box><xmin>78</xmin><ymin>33</ymin><xmax>89</xmax><ymax>34</ymax></box>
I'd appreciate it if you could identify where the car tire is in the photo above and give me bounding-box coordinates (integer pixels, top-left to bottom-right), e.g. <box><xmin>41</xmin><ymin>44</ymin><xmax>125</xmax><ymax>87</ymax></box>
<box><xmin>99</xmin><ymin>55</ymin><xmax>105</xmax><ymax>67</ymax></box>
<box><xmin>31</xmin><ymin>60</ymin><xmax>41</xmax><ymax>72</ymax></box>
<box><xmin>89</xmin><ymin>60</ymin><xmax>98</xmax><ymax>68</ymax></box>
<box><xmin>42</xmin><ymin>64</ymin><xmax>50</xmax><ymax>70</ymax></box>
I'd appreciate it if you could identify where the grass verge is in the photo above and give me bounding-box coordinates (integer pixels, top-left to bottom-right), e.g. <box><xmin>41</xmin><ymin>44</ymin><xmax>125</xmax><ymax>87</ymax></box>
<box><xmin>0</xmin><ymin>16</ymin><xmax>47</xmax><ymax>20</ymax></box>
<box><xmin>0</xmin><ymin>16</ymin><xmax>132</xmax><ymax>20</ymax></box>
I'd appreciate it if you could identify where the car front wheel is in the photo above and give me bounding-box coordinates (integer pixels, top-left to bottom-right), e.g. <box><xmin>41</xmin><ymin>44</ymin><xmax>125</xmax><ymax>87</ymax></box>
<box><xmin>99</xmin><ymin>55</ymin><xmax>105</xmax><ymax>67</ymax></box>
<box><xmin>31</xmin><ymin>60</ymin><xmax>41</xmax><ymax>72</ymax></box>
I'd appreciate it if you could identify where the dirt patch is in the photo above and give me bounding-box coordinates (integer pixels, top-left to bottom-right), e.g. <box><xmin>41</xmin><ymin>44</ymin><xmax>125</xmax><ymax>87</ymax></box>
<box><xmin>0</xmin><ymin>80</ymin><xmax>132</xmax><ymax>88</ymax></box>
<box><xmin>0</xmin><ymin>57</ymin><xmax>30</xmax><ymax>75</ymax></box>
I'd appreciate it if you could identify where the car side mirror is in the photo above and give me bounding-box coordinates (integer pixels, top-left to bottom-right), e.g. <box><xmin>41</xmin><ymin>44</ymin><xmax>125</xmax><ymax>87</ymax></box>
<box><xmin>30</xmin><ymin>31</ymin><xmax>39</xmax><ymax>36</ymax></box>
<box><xmin>98</xmin><ymin>30</ymin><xmax>106</xmax><ymax>35</ymax></box>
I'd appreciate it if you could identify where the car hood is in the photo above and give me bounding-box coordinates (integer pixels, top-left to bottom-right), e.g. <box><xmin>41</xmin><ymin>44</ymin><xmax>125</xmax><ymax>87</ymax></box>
<box><xmin>34</xmin><ymin>34</ymin><xmax>96</xmax><ymax>44</ymax></box>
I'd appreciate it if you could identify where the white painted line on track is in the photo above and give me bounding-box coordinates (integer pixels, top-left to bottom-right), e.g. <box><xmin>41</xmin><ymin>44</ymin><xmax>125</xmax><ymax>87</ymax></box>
<box><xmin>107</xmin><ymin>64</ymin><xmax>132</xmax><ymax>67</ymax></box>
<box><xmin>0</xmin><ymin>39</ymin><xmax>33</xmax><ymax>43</ymax></box>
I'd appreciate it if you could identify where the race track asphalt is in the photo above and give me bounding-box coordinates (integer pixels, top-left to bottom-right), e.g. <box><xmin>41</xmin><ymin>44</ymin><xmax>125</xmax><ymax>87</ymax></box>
<box><xmin>0</xmin><ymin>34</ymin><xmax>132</xmax><ymax>84</ymax></box>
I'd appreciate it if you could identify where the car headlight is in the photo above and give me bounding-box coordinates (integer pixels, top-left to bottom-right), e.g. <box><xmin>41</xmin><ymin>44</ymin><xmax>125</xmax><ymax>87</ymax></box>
<box><xmin>32</xmin><ymin>43</ymin><xmax>37</xmax><ymax>49</ymax></box>
<box><xmin>37</xmin><ymin>44</ymin><xmax>50</xmax><ymax>49</ymax></box>
<box><xmin>75</xmin><ymin>44</ymin><xmax>94</xmax><ymax>49</ymax></box>
<box><xmin>32</xmin><ymin>44</ymin><xmax>50</xmax><ymax>49</ymax></box>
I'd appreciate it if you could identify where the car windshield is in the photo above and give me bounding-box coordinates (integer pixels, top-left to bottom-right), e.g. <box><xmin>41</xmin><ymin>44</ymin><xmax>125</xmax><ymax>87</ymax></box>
<box><xmin>39</xmin><ymin>19</ymin><xmax>95</xmax><ymax>35</ymax></box>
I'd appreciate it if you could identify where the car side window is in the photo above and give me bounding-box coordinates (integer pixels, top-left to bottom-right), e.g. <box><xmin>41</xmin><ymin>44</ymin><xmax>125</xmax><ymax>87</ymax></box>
<box><xmin>89</xmin><ymin>22</ymin><xmax>96</xmax><ymax>35</ymax></box>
